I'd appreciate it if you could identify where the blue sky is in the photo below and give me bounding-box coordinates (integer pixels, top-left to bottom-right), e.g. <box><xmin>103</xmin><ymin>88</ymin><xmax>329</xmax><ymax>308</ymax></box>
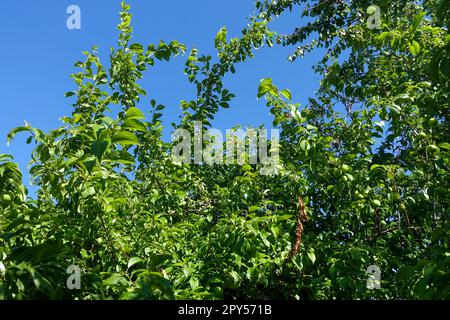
<box><xmin>0</xmin><ymin>0</ymin><xmax>323</xmax><ymax>193</ymax></box>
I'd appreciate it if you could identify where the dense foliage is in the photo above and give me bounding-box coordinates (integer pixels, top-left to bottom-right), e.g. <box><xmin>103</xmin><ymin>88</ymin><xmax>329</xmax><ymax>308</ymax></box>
<box><xmin>0</xmin><ymin>0</ymin><xmax>448</xmax><ymax>299</ymax></box>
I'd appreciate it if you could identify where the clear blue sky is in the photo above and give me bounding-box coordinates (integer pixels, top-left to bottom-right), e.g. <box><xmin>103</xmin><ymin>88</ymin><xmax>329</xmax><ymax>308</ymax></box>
<box><xmin>0</xmin><ymin>0</ymin><xmax>323</xmax><ymax>193</ymax></box>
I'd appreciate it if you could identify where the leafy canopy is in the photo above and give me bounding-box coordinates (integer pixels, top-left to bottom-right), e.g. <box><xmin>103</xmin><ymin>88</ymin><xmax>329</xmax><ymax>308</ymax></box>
<box><xmin>0</xmin><ymin>0</ymin><xmax>449</xmax><ymax>299</ymax></box>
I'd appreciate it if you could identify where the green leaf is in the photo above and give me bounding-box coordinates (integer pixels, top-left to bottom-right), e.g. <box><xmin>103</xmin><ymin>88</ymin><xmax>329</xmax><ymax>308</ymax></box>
<box><xmin>230</xmin><ymin>270</ymin><xmax>240</xmax><ymax>284</ymax></box>
<box><xmin>127</xmin><ymin>257</ymin><xmax>144</xmax><ymax>269</ymax></box>
<box><xmin>190</xmin><ymin>277</ymin><xmax>200</xmax><ymax>290</ymax></box>
<box><xmin>150</xmin><ymin>254</ymin><xmax>172</xmax><ymax>267</ymax></box>
<box><xmin>8</xmin><ymin>243</ymin><xmax>68</xmax><ymax>265</ymax></box>
<box><xmin>91</xmin><ymin>140</ymin><xmax>109</xmax><ymax>158</ymax></box>
<box><xmin>389</xmin><ymin>104</ymin><xmax>402</xmax><ymax>115</ymax></box>
<box><xmin>276</xmin><ymin>214</ymin><xmax>294</xmax><ymax>221</ymax></box>
<box><xmin>409</xmin><ymin>40</ymin><xmax>421</xmax><ymax>56</ymax></box>
<box><xmin>103</xmin><ymin>273</ymin><xmax>128</xmax><ymax>287</ymax></box>
<box><xmin>25</xmin><ymin>266</ymin><xmax>52</xmax><ymax>293</ymax></box>
<box><xmin>257</xmin><ymin>78</ymin><xmax>278</xmax><ymax>98</ymax></box>
<box><xmin>125</xmin><ymin>107</ymin><xmax>145</xmax><ymax>120</ymax></box>
<box><xmin>299</xmin><ymin>140</ymin><xmax>311</xmax><ymax>151</ymax></box>
<box><xmin>6</xmin><ymin>126</ymin><xmax>36</xmax><ymax>146</ymax></box>
<box><xmin>280</xmin><ymin>89</ymin><xmax>292</xmax><ymax>101</ymax></box>
<box><xmin>82</xmin><ymin>156</ymin><xmax>97</xmax><ymax>173</ymax></box>
<box><xmin>307</xmin><ymin>249</ymin><xmax>316</xmax><ymax>264</ymax></box>
<box><xmin>215</xmin><ymin>27</ymin><xmax>227</xmax><ymax>49</ymax></box>
<box><xmin>411</xmin><ymin>12</ymin><xmax>426</xmax><ymax>31</ymax></box>
<box><xmin>112</xmin><ymin>131</ymin><xmax>140</xmax><ymax>146</ymax></box>
<box><xmin>371</xmin><ymin>199</ymin><xmax>381</xmax><ymax>207</ymax></box>
<box><xmin>121</xmin><ymin>119</ymin><xmax>147</xmax><ymax>132</ymax></box>
<box><xmin>129</xmin><ymin>43</ymin><xmax>144</xmax><ymax>53</ymax></box>
<box><xmin>104</xmin><ymin>150</ymin><xmax>136</xmax><ymax>164</ymax></box>
<box><xmin>438</xmin><ymin>142</ymin><xmax>450</xmax><ymax>150</ymax></box>
<box><xmin>370</xmin><ymin>164</ymin><xmax>384</xmax><ymax>171</ymax></box>
<box><xmin>0</xmin><ymin>283</ymin><xmax>4</xmax><ymax>300</ymax></box>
